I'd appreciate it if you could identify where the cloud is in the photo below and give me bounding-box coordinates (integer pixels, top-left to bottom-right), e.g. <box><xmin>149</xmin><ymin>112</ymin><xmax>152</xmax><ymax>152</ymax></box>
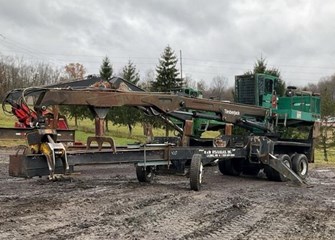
<box><xmin>0</xmin><ymin>0</ymin><xmax>335</xmax><ymax>87</ymax></box>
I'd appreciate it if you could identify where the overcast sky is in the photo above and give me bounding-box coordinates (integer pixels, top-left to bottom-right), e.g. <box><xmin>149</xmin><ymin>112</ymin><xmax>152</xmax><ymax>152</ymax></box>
<box><xmin>0</xmin><ymin>0</ymin><xmax>334</xmax><ymax>87</ymax></box>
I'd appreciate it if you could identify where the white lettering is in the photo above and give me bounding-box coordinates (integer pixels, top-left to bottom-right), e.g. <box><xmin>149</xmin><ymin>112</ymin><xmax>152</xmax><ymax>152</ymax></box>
<box><xmin>224</xmin><ymin>109</ymin><xmax>240</xmax><ymax>116</ymax></box>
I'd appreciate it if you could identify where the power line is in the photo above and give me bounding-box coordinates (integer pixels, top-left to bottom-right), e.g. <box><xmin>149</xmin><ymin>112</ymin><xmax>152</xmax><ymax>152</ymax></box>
<box><xmin>0</xmin><ymin>33</ymin><xmax>334</xmax><ymax>84</ymax></box>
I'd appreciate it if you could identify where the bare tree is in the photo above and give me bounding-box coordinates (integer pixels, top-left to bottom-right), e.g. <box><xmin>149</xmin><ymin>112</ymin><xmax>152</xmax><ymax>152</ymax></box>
<box><xmin>209</xmin><ymin>75</ymin><xmax>228</xmax><ymax>100</ymax></box>
<box><xmin>64</xmin><ymin>63</ymin><xmax>86</xmax><ymax>80</ymax></box>
<box><xmin>62</xmin><ymin>63</ymin><xmax>89</xmax><ymax>127</ymax></box>
<box><xmin>0</xmin><ymin>55</ymin><xmax>63</xmax><ymax>100</ymax></box>
<box><xmin>197</xmin><ymin>79</ymin><xmax>208</xmax><ymax>93</ymax></box>
<box><xmin>139</xmin><ymin>69</ymin><xmax>155</xmax><ymax>91</ymax></box>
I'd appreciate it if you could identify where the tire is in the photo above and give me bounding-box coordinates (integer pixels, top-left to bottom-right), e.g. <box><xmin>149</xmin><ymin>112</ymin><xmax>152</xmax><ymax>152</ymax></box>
<box><xmin>292</xmin><ymin>154</ymin><xmax>308</xmax><ymax>180</ymax></box>
<box><xmin>264</xmin><ymin>154</ymin><xmax>291</xmax><ymax>182</ymax></box>
<box><xmin>190</xmin><ymin>154</ymin><xmax>203</xmax><ymax>191</ymax></box>
<box><xmin>279</xmin><ymin>154</ymin><xmax>292</xmax><ymax>181</ymax></box>
<box><xmin>136</xmin><ymin>165</ymin><xmax>154</xmax><ymax>183</ymax></box>
<box><xmin>218</xmin><ymin>159</ymin><xmax>242</xmax><ymax>176</ymax></box>
<box><xmin>243</xmin><ymin>165</ymin><xmax>261</xmax><ymax>176</ymax></box>
<box><xmin>264</xmin><ymin>165</ymin><xmax>277</xmax><ymax>181</ymax></box>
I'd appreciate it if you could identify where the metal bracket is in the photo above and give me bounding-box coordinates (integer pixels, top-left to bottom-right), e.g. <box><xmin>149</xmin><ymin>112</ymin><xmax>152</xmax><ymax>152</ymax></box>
<box><xmin>86</xmin><ymin>136</ymin><xmax>116</xmax><ymax>152</ymax></box>
<box><xmin>268</xmin><ymin>153</ymin><xmax>305</xmax><ymax>185</ymax></box>
<box><xmin>45</xmin><ymin>135</ymin><xmax>69</xmax><ymax>180</ymax></box>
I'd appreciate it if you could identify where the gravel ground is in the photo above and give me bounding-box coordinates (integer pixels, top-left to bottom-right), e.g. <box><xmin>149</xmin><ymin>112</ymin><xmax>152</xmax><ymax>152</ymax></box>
<box><xmin>0</xmin><ymin>149</ymin><xmax>335</xmax><ymax>240</ymax></box>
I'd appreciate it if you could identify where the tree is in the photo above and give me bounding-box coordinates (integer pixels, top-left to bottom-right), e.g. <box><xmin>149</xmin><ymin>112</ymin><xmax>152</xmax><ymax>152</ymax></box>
<box><xmin>64</xmin><ymin>63</ymin><xmax>86</xmax><ymax>79</ymax></box>
<box><xmin>246</xmin><ymin>57</ymin><xmax>286</xmax><ymax>96</ymax></box>
<box><xmin>98</xmin><ymin>56</ymin><xmax>114</xmax><ymax>131</ymax></box>
<box><xmin>122</xmin><ymin>60</ymin><xmax>140</xmax><ymax>84</ymax></box>
<box><xmin>318</xmin><ymin>77</ymin><xmax>335</xmax><ymax>117</ymax></box>
<box><xmin>99</xmin><ymin>56</ymin><xmax>113</xmax><ymax>81</ymax></box>
<box><xmin>152</xmin><ymin>45</ymin><xmax>182</xmax><ymax>92</ymax></box>
<box><xmin>209</xmin><ymin>75</ymin><xmax>228</xmax><ymax>100</ymax></box>
<box><xmin>62</xmin><ymin>63</ymin><xmax>90</xmax><ymax>127</ymax></box>
<box><xmin>151</xmin><ymin>46</ymin><xmax>182</xmax><ymax>136</ymax></box>
<box><xmin>139</xmin><ymin>69</ymin><xmax>155</xmax><ymax>91</ymax></box>
<box><xmin>197</xmin><ymin>79</ymin><xmax>208</xmax><ymax>93</ymax></box>
<box><xmin>0</xmin><ymin>55</ymin><xmax>62</xmax><ymax>101</ymax></box>
<box><xmin>317</xmin><ymin>76</ymin><xmax>335</xmax><ymax>161</ymax></box>
<box><xmin>108</xmin><ymin>61</ymin><xmax>142</xmax><ymax>135</ymax></box>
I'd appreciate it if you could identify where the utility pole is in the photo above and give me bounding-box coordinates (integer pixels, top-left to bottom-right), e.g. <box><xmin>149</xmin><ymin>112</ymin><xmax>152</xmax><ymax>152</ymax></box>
<box><xmin>180</xmin><ymin>50</ymin><xmax>183</xmax><ymax>81</ymax></box>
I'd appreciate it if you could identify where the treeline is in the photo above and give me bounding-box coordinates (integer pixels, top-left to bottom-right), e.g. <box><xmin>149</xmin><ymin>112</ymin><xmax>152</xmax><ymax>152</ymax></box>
<box><xmin>307</xmin><ymin>75</ymin><xmax>335</xmax><ymax>117</ymax></box>
<box><xmin>0</xmin><ymin>55</ymin><xmax>65</xmax><ymax>100</ymax></box>
<box><xmin>2</xmin><ymin>47</ymin><xmax>335</xmax><ymax>134</ymax></box>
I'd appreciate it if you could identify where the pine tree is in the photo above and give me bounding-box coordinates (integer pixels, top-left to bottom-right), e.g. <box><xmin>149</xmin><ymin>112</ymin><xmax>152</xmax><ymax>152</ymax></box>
<box><xmin>99</xmin><ymin>56</ymin><xmax>113</xmax><ymax>81</ymax></box>
<box><xmin>98</xmin><ymin>56</ymin><xmax>113</xmax><ymax>131</ymax></box>
<box><xmin>108</xmin><ymin>61</ymin><xmax>142</xmax><ymax>135</ymax></box>
<box><xmin>152</xmin><ymin>46</ymin><xmax>182</xmax><ymax>92</ymax></box>
<box><xmin>152</xmin><ymin>46</ymin><xmax>182</xmax><ymax>136</ymax></box>
<box><xmin>122</xmin><ymin>60</ymin><xmax>140</xmax><ymax>85</ymax></box>
<box><xmin>253</xmin><ymin>57</ymin><xmax>267</xmax><ymax>74</ymax></box>
<box><xmin>245</xmin><ymin>57</ymin><xmax>286</xmax><ymax>96</ymax></box>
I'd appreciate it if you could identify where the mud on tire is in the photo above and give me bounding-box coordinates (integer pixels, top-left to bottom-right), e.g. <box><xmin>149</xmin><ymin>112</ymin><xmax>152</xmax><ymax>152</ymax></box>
<box><xmin>136</xmin><ymin>165</ymin><xmax>154</xmax><ymax>183</ymax></box>
<box><xmin>218</xmin><ymin>159</ymin><xmax>243</xmax><ymax>176</ymax></box>
<box><xmin>190</xmin><ymin>154</ymin><xmax>203</xmax><ymax>191</ymax></box>
<box><xmin>264</xmin><ymin>154</ymin><xmax>291</xmax><ymax>182</ymax></box>
<box><xmin>292</xmin><ymin>154</ymin><xmax>308</xmax><ymax>180</ymax></box>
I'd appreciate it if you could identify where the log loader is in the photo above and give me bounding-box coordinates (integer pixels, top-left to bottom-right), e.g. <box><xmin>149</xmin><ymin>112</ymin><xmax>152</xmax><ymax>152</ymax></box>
<box><xmin>5</xmin><ymin>73</ymin><xmax>321</xmax><ymax>190</ymax></box>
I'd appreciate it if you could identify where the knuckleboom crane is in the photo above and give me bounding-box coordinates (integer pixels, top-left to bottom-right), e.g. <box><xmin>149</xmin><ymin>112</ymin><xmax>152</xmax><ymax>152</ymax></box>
<box><xmin>7</xmin><ymin>74</ymin><xmax>320</xmax><ymax>190</ymax></box>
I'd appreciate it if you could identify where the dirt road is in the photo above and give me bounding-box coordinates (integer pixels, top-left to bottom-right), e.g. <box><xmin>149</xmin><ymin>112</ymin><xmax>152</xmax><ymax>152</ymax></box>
<box><xmin>0</xmin><ymin>149</ymin><xmax>335</xmax><ymax>240</ymax></box>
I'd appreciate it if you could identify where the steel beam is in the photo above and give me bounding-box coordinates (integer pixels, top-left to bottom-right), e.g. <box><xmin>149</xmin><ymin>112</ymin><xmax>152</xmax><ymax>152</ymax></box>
<box><xmin>0</xmin><ymin>127</ymin><xmax>75</xmax><ymax>142</ymax></box>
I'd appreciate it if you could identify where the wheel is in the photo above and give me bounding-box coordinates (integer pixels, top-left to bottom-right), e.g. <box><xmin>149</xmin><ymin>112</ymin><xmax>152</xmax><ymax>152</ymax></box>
<box><xmin>136</xmin><ymin>165</ymin><xmax>154</xmax><ymax>183</ymax></box>
<box><xmin>190</xmin><ymin>154</ymin><xmax>203</xmax><ymax>191</ymax></box>
<box><xmin>242</xmin><ymin>165</ymin><xmax>261</xmax><ymax>176</ymax></box>
<box><xmin>292</xmin><ymin>154</ymin><xmax>308</xmax><ymax>180</ymax></box>
<box><xmin>218</xmin><ymin>159</ymin><xmax>242</xmax><ymax>176</ymax></box>
<box><xmin>279</xmin><ymin>154</ymin><xmax>292</xmax><ymax>181</ymax></box>
<box><xmin>264</xmin><ymin>154</ymin><xmax>291</xmax><ymax>182</ymax></box>
<box><xmin>264</xmin><ymin>165</ymin><xmax>276</xmax><ymax>181</ymax></box>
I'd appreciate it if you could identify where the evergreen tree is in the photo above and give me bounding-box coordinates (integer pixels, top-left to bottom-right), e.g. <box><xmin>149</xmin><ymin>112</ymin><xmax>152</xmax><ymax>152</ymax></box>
<box><xmin>245</xmin><ymin>57</ymin><xmax>286</xmax><ymax>96</ymax></box>
<box><xmin>152</xmin><ymin>46</ymin><xmax>182</xmax><ymax>92</ymax></box>
<box><xmin>152</xmin><ymin>46</ymin><xmax>182</xmax><ymax>136</ymax></box>
<box><xmin>122</xmin><ymin>60</ymin><xmax>140</xmax><ymax>85</ymax></box>
<box><xmin>98</xmin><ymin>56</ymin><xmax>113</xmax><ymax>131</ymax></box>
<box><xmin>253</xmin><ymin>57</ymin><xmax>267</xmax><ymax>74</ymax></box>
<box><xmin>99</xmin><ymin>56</ymin><xmax>113</xmax><ymax>81</ymax></box>
<box><xmin>108</xmin><ymin>61</ymin><xmax>142</xmax><ymax>135</ymax></box>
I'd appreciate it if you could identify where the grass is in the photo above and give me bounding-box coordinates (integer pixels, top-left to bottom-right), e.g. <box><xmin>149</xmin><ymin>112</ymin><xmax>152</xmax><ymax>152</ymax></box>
<box><xmin>0</xmin><ymin>112</ymin><xmax>179</xmax><ymax>146</ymax></box>
<box><xmin>68</xmin><ymin>118</ymin><xmax>172</xmax><ymax>145</ymax></box>
<box><xmin>314</xmin><ymin>148</ymin><xmax>335</xmax><ymax>165</ymax></box>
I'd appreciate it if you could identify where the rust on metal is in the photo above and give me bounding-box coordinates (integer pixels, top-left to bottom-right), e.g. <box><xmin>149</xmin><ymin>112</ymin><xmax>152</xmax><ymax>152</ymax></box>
<box><xmin>86</xmin><ymin>136</ymin><xmax>116</xmax><ymax>152</ymax></box>
<box><xmin>0</xmin><ymin>127</ymin><xmax>75</xmax><ymax>142</ymax></box>
<box><xmin>34</xmin><ymin>89</ymin><xmax>269</xmax><ymax>125</ymax></box>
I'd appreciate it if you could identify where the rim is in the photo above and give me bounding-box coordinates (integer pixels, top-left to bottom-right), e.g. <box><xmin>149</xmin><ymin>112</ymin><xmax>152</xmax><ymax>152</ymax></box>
<box><xmin>146</xmin><ymin>167</ymin><xmax>152</xmax><ymax>178</ymax></box>
<box><xmin>300</xmin><ymin>160</ymin><xmax>308</xmax><ymax>176</ymax></box>
<box><xmin>199</xmin><ymin>163</ymin><xmax>203</xmax><ymax>184</ymax></box>
<box><xmin>283</xmin><ymin>159</ymin><xmax>291</xmax><ymax>168</ymax></box>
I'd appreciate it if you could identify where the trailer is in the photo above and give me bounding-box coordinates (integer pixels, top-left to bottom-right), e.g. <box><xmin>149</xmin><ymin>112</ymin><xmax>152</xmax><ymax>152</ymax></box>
<box><xmin>5</xmin><ymin>74</ymin><xmax>321</xmax><ymax>191</ymax></box>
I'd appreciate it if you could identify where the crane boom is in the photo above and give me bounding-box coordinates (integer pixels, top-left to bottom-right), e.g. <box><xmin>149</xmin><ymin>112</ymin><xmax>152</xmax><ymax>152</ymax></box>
<box><xmin>32</xmin><ymin>88</ymin><xmax>272</xmax><ymax>131</ymax></box>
